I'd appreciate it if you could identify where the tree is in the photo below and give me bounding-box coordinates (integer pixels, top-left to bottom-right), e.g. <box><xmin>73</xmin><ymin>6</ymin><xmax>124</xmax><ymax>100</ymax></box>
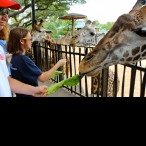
<box><xmin>100</xmin><ymin>22</ymin><xmax>115</xmax><ymax>31</ymax></box>
<box><xmin>9</xmin><ymin>0</ymin><xmax>86</xmax><ymax>28</ymax></box>
<box><xmin>8</xmin><ymin>0</ymin><xmax>114</xmax><ymax>38</ymax></box>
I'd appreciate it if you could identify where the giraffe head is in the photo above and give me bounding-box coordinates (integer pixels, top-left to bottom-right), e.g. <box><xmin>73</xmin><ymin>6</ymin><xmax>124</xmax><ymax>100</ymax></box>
<box><xmin>70</xmin><ymin>20</ymin><xmax>105</xmax><ymax>47</ymax></box>
<box><xmin>79</xmin><ymin>4</ymin><xmax>146</xmax><ymax>77</ymax></box>
<box><xmin>31</xmin><ymin>19</ymin><xmax>54</xmax><ymax>43</ymax></box>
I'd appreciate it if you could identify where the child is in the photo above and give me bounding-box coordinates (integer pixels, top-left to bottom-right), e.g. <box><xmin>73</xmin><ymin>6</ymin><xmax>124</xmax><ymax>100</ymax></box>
<box><xmin>7</xmin><ymin>27</ymin><xmax>67</xmax><ymax>97</ymax></box>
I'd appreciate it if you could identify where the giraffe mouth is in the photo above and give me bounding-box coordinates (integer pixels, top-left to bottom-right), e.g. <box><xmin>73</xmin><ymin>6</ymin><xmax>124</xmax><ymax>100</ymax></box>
<box><xmin>79</xmin><ymin>65</ymin><xmax>101</xmax><ymax>78</ymax></box>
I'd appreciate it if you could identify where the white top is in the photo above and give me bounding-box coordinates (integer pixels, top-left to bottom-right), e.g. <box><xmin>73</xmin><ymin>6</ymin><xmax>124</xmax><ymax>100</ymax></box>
<box><xmin>0</xmin><ymin>45</ymin><xmax>12</xmax><ymax>97</ymax></box>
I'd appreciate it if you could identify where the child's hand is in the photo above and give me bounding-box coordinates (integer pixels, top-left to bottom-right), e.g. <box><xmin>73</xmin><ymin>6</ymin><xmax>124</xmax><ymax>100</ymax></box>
<box><xmin>57</xmin><ymin>59</ymin><xmax>67</xmax><ymax>67</ymax></box>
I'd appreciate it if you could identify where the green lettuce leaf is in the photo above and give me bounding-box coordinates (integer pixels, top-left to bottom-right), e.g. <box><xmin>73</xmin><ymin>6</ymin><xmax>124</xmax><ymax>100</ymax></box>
<box><xmin>46</xmin><ymin>74</ymin><xmax>80</xmax><ymax>95</ymax></box>
<box><xmin>51</xmin><ymin>71</ymin><xmax>63</xmax><ymax>78</ymax></box>
<box><xmin>63</xmin><ymin>75</ymin><xmax>80</xmax><ymax>86</ymax></box>
<box><xmin>47</xmin><ymin>80</ymin><xmax>64</xmax><ymax>95</ymax></box>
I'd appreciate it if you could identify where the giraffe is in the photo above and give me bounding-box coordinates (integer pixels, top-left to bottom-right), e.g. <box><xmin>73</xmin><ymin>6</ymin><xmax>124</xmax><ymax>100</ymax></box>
<box><xmin>55</xmin><ymin>31</ymin><xmax>71</xmax><ymax>76</ymax></box>
<box><xmin>31</xmin><ymin>20</ymin><xmax>71</xmax><ymax>45</ymax></box>
<box><xmin>69</xmin><ymin>20</ymin><xmax>105</xmax><ymax>47</ymax></box>
<box><xmin>31</xmin><ymin>20</ymin><xmax>55</xmax><ymax>70</ymax></box>
<box><xmin>69</xmin><ymin>20</ymin><xmax>119</xmax><ymax>96</ymax></box>
<box><xmin>57</xmin><ymin>31</ymin><xmax>71</xmax><ymax>45</ymax></box>
<box><xmin>79</xmin><ymin>3</ymin><xmax>146</xmax><ymax>96</ymax></box>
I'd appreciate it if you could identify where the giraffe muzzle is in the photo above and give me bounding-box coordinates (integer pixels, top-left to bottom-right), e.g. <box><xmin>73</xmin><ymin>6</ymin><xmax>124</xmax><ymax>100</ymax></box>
<box><xmin>79</xmin><ymin>65</ymin><xmax>101</xmax><ymax>78</ymax></box>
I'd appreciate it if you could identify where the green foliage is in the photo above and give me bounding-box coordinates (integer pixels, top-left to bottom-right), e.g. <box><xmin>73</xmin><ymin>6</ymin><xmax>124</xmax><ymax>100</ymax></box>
<box><xmin>47</xmin><ymin>74</ymin><xmax>80</xmax><ymax>95</ymax></box>
<box><xmin>43</xmin><ymin>16</ymin><xmax>80</xmax><ymax>38</ymax></box>
<box><xmin>51</xmin><ymin>71</ymin><xmax>63</xmax><ymax>78</ymax></box>
<box><xmin>100</xmin><ymin>22</ymin><xmax>115</xmax><ymax>31</ymax></box>
<box><xmin>9</xmin><ymin>0</ymin><xmax>86</xmax><ymax>30</ymax></box>
<box><xmin>9</xmin><ymin>0</ymin><xmax>114</xmax><ymax>37</ymax></box>
<box><xmin>13</xmin><ymin>0</ymin><xmax>23</xmax><ymax>4</ymax></box>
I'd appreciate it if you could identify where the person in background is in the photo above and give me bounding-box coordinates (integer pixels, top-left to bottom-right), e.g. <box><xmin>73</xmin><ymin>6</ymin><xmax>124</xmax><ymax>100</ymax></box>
<box><xmin>8</xmin><ymin>27</ymin><xmax>67</xmax><ymax>97</ymax></box>
<box><xmin>0</xmin><ymin>24</ymin><xmax>12</xmax><ymax>74</ymax></box>
<box><xmin>0</xmin><ymin>0</ymin><xmax>48</xmax><ymax>97</ymax></box>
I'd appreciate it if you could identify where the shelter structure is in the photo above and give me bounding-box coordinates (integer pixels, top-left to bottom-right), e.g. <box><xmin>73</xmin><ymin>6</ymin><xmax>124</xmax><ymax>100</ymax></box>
<box><xmin>59</xmin><ymin>13</ymin><xmax>87</xmax><ymax>36</ymax></box>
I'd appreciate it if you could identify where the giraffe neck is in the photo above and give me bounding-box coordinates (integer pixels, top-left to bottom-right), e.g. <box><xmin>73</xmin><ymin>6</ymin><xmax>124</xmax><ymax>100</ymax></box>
<box><xmin>57</xmin><ymin>32</ymin><xmax>70</xmax><ymax>44</ymax></box>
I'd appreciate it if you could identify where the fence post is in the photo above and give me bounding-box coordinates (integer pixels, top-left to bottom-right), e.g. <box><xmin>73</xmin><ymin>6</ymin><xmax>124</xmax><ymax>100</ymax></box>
<box><xmin>113</xmin><ymin>65</ymin><xmax>118</xmax><ymax>97</ymax></box>
<box><xmin>101</xmin><ymin>68</ymin><xmax>108</xmax><ymax>97</ymax></box>
<box><xmin>129</xmin><ymin>66</ymin><xmax>137</xmax><ymax>97</ymax></box>
<box><xmin>32</xmin><ymin>41</ymin><xmax>38</xmax><ymax>65</ymax></box>
<box><xmin>57</xmin><ymin>44</ymin><xmax>64</xmax><ymax>81</ymax></box>
<box><xmin>140</xmin><ymin>71</ymin><xmax>146</xmax><ymax>97</ymax></box>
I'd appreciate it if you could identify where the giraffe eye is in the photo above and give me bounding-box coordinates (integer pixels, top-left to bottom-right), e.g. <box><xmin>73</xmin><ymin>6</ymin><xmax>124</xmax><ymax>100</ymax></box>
<box><xmin>133</xmin><ymin>28</ymin><xmax>146</xmax><ymax>37</ymax></box>
<box><xmin>90</xmin><ymin>32</ymin><xmax>95</xmax><ymax>36</ymax></box>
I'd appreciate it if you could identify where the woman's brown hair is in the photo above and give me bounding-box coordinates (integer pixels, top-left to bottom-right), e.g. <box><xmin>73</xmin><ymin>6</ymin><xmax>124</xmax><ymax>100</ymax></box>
<box><xmin>7</xmin><ymin>27</ymin><xmax>30</xmax><ymax>54</ymax></box>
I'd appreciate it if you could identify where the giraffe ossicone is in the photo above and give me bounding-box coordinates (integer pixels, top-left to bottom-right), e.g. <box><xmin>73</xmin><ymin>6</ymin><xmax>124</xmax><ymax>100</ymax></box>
<box><xmin>79</xmin><ymin>4</ymin><xmax>146</xmax><ymax>76</ymax></box>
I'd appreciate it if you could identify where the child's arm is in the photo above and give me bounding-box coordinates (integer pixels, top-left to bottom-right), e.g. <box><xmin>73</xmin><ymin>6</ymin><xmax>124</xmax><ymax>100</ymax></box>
<box><xmin>38</xmin><ymin>59</ymin><xmax>67</xmax><ymax>82</ymax></box>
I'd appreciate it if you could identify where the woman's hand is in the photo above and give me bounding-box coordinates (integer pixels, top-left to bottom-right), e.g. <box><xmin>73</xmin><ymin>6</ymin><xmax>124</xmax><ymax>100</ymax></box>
<box><xmin>33</xmin><ymin>85</ymin><xmax>48</xmax><ymax>97</ymax></box>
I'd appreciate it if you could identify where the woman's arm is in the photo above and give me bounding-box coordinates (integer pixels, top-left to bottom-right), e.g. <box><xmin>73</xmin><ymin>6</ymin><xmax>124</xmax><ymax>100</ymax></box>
<box><xmin>8</xmin><ymin>76</ymin><xmax>48</xmax><ymax>97</ymax></box>
<box><xmin>38</xmin><ymin>59</ymin><xmax>67</xmax><ymax>82</ymax></box>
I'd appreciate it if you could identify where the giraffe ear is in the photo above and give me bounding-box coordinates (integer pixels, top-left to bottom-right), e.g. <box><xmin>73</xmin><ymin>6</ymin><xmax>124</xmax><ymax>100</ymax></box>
<box><xmin>91</xmin><ymin>21</ymin><xmax>96</xmax><ymax>27</ymax></box>
<box><xmin>85</xmin><ymin>20</ymin><xmax>92</xmax><ymax>26</ymax></box>
<box><xmin>139</xmin><ymin>5</ymin><xmax>146</xmax><ymax>20</ymax></box>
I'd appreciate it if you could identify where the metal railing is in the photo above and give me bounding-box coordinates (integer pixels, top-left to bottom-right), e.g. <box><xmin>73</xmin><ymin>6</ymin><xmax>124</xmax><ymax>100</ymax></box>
<box><xmin>30</xmin><ymin>41</ymin><xmax>146</xmax><ymax>97</ymax></box>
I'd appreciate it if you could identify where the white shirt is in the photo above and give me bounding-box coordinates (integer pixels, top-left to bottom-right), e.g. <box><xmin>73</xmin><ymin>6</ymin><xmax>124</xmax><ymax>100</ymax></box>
<box><xmin>0</xmin><ymin>45</ymin><xmax>12</xmax><ymax>97</ymax></box>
